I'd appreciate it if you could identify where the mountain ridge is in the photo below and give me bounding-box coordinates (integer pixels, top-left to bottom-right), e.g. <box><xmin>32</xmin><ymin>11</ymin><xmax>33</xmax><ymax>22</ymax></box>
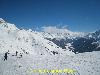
<box><xmin>0</xmin><ymin>18</ymin><xmax>100</xmax><ymax>75</ymax></box>
<box><xmin>0</xmin><ymin>18</ymin><xmax>100</xmax><ymax>54</ymax></box>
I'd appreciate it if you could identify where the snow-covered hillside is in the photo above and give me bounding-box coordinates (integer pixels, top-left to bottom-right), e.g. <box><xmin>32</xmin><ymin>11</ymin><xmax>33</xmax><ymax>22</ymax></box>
<box><xmin>0</xmin><ymin>18</ymin><xmax>100</xmax><ymax>75</ymax></box>
<box><xmin>0</xmin><ymin>18</ymin><xmax>72</xmax><ymax>55</ymax></box>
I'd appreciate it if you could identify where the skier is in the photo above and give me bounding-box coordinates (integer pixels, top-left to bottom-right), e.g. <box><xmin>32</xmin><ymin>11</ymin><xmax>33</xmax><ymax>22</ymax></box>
<box><xmin>15</xmin><ymin>51</ymin><xmax>18</xmax><ymax>56</ymax></box>
<box><xmin>4</xmin><ymin>52</ymin><xmax>8</xmax><ymax>61</ymax></box>
<box><xmin>19</xmin><ymin>53</ymin><xmax>22</xmax><ymax>58</ymax></box>
<box><xmin>4</xmin><ymin>50</ymin><xmax>10</xmax><ymax>61</ymax></box>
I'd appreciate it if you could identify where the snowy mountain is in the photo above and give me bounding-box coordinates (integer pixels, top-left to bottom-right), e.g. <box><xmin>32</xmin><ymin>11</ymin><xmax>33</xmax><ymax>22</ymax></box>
<box><xmin>0</xmin><ymin>18</ymin><xmax>72</xmax><ymax>56</ymax></box>
<box><xmin>0</xmin><ymin>18</ymin><xmax>100</xmax><ymax>75</ymax></box>
<box><xmin>41</xmin><ymin>26</ymin><xmax>100</xmax><ymax>54</ymax></box>
<box><xmin>41</xmin><ymin>26</ymin><xmax>85</xmax><ymax>39</ymax></box>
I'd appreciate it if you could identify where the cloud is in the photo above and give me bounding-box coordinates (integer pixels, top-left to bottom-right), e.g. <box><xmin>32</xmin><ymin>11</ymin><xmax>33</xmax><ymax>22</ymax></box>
<box><xmin>41</xmin><ymin>26</ymin><xmax>72</xmax><ymax>34</ymax></box>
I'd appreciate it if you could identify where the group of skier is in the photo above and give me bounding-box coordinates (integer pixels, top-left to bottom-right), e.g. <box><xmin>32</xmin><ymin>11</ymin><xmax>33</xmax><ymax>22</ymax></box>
<box><xmin>4</xmin><ymin>51</ymin><xmax>22</xmax><ymax>61</ymax></box>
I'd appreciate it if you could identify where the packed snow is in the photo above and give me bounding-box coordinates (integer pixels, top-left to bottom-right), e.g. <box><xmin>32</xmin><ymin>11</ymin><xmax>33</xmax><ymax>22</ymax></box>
<box><xmin>0</xmin><ymin>18</ymin><xmax>100</xmax><ymax>75</ymax></box>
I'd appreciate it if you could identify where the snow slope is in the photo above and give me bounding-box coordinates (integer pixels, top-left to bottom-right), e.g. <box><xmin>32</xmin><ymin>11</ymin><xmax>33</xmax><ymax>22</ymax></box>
<box><xmin>0</xmin><ymin>18</ymin><xmax>100</xmax><ymax>75</ymax></box>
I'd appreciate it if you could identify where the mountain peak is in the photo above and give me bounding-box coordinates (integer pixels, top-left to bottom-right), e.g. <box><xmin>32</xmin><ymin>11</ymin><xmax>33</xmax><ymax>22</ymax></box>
<box><xmin>0</xmin><ymin>18</ymin><xmax>5</xmax><ymax>23</ymax></box>
<box><xmin>0</xmin><ymin>18</ymin><xmax>18</xmax><ymax>31</ymax></box>
<box><xmin>95</xmin><ymin>29</ymin><xmax>100</xmax><ymax>33</ymax></box>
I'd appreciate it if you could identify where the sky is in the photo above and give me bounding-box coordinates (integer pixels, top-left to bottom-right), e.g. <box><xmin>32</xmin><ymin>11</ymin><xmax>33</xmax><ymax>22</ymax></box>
<box><xmin>0</xmin><ymin>0</ymin><xmax>100</xmax><ymax>32</ymax></box>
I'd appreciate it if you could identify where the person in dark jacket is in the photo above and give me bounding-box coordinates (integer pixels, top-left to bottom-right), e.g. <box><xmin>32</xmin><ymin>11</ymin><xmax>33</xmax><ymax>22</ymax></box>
<box><xmin>4</xmin><ymin>52</ymin><xmax>8</xmax><ymax>61</ymax></box>
<box><xmin>15</xmin><ymin>51</ymin><xmax>18</xmax><ymax>56</ymax></box>
<box><xmin>4</xmin><ymin>50</ymin><xmax>10</xmax><ymax>61</ymax></box>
